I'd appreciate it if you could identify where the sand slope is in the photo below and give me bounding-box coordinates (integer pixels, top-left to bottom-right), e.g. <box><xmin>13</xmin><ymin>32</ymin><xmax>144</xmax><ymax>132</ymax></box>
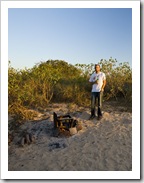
<box><xmin>8</xmin><ymin>102</ymin><xmax>132</xmax><ymax>171</ymax></box>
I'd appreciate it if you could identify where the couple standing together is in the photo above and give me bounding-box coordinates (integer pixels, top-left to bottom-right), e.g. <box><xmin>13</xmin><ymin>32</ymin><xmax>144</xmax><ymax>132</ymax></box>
<box><xmin>89</xmin><ymin>64</ymin><xmax>106</xmax><ymax>120</ymax></box>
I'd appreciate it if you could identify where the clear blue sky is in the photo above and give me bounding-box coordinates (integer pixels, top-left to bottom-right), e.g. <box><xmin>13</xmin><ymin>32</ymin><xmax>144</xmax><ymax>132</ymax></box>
<box><xmin>8</xmin><ymin>8</ymin><xmax>132</xmax><ymax>69</ymax></box>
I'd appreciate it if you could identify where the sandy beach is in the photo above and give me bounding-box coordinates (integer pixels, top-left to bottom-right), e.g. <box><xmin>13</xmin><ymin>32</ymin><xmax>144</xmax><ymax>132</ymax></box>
<box><xmin>8</xmin><ymin>101</ymin><xmax>132</xmax><ymax>171</ymax></box>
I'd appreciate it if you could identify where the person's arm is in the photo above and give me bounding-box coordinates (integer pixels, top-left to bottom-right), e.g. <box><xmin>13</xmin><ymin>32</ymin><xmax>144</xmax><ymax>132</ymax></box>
<box><xmin>101</xmin><ymin>79</ymin><xmax>106</xmax><ymax>91</ymax></box>
<box><xmin>89</xmin><ymin>80</ymin><xmax>97</xmax><ymax>85</ymax></box>
<box><xmin>89</xmin><ymin>74</ymin><xmax>96</xmax><ymax>85</ymax></box>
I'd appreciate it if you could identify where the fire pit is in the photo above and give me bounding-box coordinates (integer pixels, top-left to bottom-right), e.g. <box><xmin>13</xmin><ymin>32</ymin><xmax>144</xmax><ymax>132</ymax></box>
<box><xmin>53</xmin><ymin>112</ymin><xmax>82</xmax><ymax>137</ymax></box>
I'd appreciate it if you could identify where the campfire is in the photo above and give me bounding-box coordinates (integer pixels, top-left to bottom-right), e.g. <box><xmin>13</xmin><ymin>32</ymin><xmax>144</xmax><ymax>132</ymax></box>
<box><xmin>53</xmin><ymin>112</ymin><xmax>82</xmax><ymax>137</ymax></box>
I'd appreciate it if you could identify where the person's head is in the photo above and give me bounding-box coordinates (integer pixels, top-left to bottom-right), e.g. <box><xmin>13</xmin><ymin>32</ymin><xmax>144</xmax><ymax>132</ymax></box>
<box><xmin>95</xmin><ymin>64</ymin><xmax>101</xmax><ymax>73</ymax></box>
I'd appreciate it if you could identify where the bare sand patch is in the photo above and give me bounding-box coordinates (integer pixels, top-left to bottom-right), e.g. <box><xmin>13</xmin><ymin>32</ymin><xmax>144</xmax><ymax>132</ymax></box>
<box><xmin>8</xmin><ymin>102</ymin><xmax>132</xmax><ymax>171</ymax></box>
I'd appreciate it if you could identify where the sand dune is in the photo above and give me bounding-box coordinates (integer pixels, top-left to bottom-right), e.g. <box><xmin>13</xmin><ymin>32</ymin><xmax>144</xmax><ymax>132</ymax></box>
<box><xmin>8</xmin><ymin>102</ymin><xmax>132</xmax><ymax>171</ymax></box>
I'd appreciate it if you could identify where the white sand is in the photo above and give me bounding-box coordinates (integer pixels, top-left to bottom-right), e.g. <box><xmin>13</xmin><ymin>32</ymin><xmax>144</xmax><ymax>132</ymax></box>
<box><xmin>8</xmin><ymin>102</ymin><xmax>132</xmax><ymax>171</ymax></box>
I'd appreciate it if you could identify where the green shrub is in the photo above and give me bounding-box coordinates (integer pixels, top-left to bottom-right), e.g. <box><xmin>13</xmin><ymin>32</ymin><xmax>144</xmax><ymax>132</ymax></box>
<box><xmin>8</xmin><ymin>58</ymin><xmax>132</xmax><ymax>122</ymax></box>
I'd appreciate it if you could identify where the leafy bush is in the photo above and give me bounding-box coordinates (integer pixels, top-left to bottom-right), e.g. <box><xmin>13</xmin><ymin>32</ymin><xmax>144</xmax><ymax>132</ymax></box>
<box><xmin>98</xmin><ymin>58</ymin><xmax>132</xmax><ymax>103</ymax></box>
<box><xmin>8</xmin><ymin>58</ymin><xmax>132</xmax><ymax>122</ymax></box>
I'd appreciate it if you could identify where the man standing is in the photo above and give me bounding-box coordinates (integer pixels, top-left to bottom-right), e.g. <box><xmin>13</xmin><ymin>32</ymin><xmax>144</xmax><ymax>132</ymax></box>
<box><xmin>89</xmin><ymin>64</ymin><xmax>106</xmax><ymax>120</ymax></box>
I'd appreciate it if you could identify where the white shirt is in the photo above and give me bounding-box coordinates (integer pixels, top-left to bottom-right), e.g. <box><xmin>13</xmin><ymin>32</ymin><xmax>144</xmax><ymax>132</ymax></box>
<box><xmin>89</xmin><ymin>72</ymin><xmax>106</xmax><ymax>92</ymax></box>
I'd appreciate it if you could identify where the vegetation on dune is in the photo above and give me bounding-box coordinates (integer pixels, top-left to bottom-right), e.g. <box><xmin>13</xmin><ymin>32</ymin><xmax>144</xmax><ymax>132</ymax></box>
<box><xmin>8</xmin><ymin>58</ymin><xmax>132</xmax><ymax>123</ymax></box>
